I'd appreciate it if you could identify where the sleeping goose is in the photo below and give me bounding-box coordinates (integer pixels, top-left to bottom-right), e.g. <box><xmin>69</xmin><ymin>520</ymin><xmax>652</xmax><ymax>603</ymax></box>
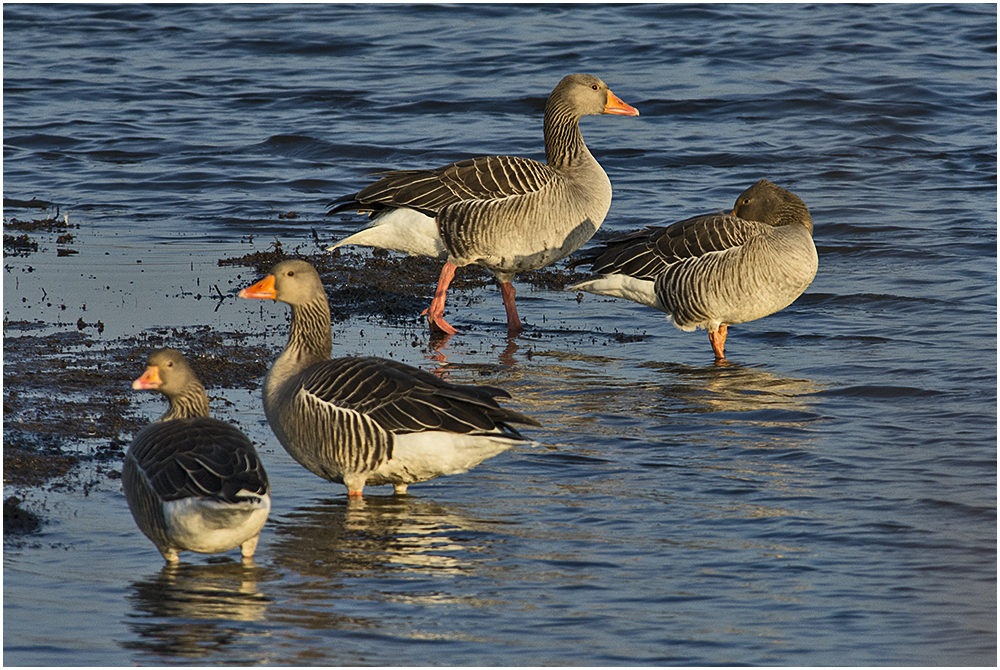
<box><xmin>238</xmin><ymin>259</ymin><xmax>541</xmax><ymax>498</ymax></box>
<box><xmin>569</xmin><ymin>179</ymin><xmax>818</xmax><ymax>360</ymax></box>
<box><xmin>124</xmin><ymin>348</ymin><xmax>271</xmax><ymax>563</ymax></box>
<box><xmin>327</xmin><ymin>73</ymin><xmax>639</xmax><ymax>337</ymax></box>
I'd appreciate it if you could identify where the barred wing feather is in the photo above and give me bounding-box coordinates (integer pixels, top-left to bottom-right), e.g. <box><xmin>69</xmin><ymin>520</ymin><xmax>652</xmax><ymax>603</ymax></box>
<box><xmin>298</xmin><ymin>357</ymin><xmax>538</xmax><ymax>437</ymax></box>
<box><xmin>128</xmin><ymin>418</ymin><xmax>269</xmax><ymax>503</ymax></box>
<box><xmin>294</xmin><ymin>389</ymin><xmax>396</xmax><ymax>474</ymax></box>
<box><xmin>588</xmin><ymin>214</ymin><xmax>768</xmax><ymax>279</ymax></box>
<box><xmin>330</xmin><ymin>155</ymin><xmax>556</xmax><ymax>217</ymax></box>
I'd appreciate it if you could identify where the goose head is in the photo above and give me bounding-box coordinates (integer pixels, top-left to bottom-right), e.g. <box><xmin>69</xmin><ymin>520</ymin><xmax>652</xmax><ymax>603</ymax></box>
<box><xmin>132</xmin><ymin>348</ymin><xmax>210</xmax><ymax>420</ymax></box>
<box><xmin>133</xmin><ymin>348</ymin><xmax>197</xmax><ymax>395</ymax></box>
<box><xmin>238</xmin><ymin>259</ymin><xmax>325</xmax><ymax>307</ymax></box>
<box><xmin>731</xmin><ymin>179</ymin><xmax>813</xmax><ymax>233</ymax></box>
<box><xmin>548</xmin><ymin>73</ymin><xmax>639</xmax><ymax>119</ymax></box>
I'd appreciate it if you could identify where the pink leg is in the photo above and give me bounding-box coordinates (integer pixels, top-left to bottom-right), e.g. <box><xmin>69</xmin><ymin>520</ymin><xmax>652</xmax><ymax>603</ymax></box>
<box><xmin>420</xmin><ymin>262</ymin><xmax>459</xmax><ymax>335</ymax></box>
<box><xmin>708</xmin><ymin>324</ymin><xmax>728</xmax><ymax>360</ymax></box>
<box><xmin>500</xmin><ymin>282</ymin><xmax>523</xmax><ymax>336</ymax></box>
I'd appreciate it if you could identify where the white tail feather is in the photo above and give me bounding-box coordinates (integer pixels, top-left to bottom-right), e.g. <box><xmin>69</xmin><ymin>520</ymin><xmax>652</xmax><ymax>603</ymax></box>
<box><xmin>568</xmin><ymin>275</ymin><xmax>664</xmax><ymax>311</ymax></box>
<box><xmin>328</xmin><ymin>208</ymin><xmax>448</xmax><ymax>260</ymax></box>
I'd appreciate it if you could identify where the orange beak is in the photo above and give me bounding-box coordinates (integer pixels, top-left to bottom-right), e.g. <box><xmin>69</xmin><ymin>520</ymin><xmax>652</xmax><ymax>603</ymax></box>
<box><xmin>604</xmin><ymin>89</ymin><xmax>639</xmax><ymax>116</ymax></box>
<box><xmin>133</xmin><ymin>365</ymin><xmax>162</xmax><ymax>390</ymax></box>
<box><xmin>238</xmin><ymin>274</ymin><xmax>277</xmax><ymax>300</ymax></box>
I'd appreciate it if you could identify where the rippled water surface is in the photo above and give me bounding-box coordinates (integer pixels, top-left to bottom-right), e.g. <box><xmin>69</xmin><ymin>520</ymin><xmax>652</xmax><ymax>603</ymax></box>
<box><xmin>3</xmin><ymin>4</ymin><xmax>996</xmax><ymax>666</ymax></box>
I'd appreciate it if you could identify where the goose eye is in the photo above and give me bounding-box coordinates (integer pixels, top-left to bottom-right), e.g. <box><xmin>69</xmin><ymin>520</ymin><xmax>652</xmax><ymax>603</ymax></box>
<box><xmin>591</xmin><ymin>84</ymin><xmax>599</xmax><ymax>91</ymax></box>
<box><xmin>287</xmin><ymin>270</ymin><xmax>295</xmax><ymax>277</ymax></box>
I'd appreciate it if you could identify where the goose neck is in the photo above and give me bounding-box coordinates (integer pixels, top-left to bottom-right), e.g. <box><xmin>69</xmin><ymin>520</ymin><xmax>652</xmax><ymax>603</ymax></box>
<box><xmin>543</xmin><ymin>102</ymin><xmax>589</xmax><ymax>170</ymax></box>
<box><xmin>282</xmin><ymin>297</ymin><xmax>333</xmax><ymax>370</ymax></box>
<box><xmin>160</xmin><ymin>385</ymin><xmax>210</xmax><ymax>422</ymax></box>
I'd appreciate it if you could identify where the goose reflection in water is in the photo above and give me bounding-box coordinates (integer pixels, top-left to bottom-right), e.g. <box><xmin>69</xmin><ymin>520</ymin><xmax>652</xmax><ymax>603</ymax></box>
<box><xmin>480</xmin><ymin>354</ymin><xmax>825</xmax><ymax>526</ymax></box>
<box><xmin>634</xmin><ymin>361</ymin><xmax>825</xmax><ymax>530</ymax></box>
<box><xmin>417</xmin><ymin>331</ymin><xmax>823</xmax><ymax>449</ymax></box>
<box><xmin>269</xmin><ymin>495</ymin><xmax>493</xmax><ymax>581</ymax></box>
<box><xmin>535</xmin><ymin>356</ymin><xmax>821</xmax><ymax>429</ymax></box>
<box><xmin>639</xmin><ymin>360</ymin><xmax>823</xmax><ymax>418</ymax></box>
<box><xmin>122</xmin><ymin>561</ymin><xmax>276</xmax><ymax>662</ymax></box>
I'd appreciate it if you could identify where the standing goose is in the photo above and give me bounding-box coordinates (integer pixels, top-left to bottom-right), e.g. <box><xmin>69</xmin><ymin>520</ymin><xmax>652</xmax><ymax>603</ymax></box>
<box><xmin>327</xmin><ymin>73</ymin><xmax>639</xmax><ymax>337</ymax></box>
<box><xmin>238</xmin><ymin>259</ymin><xmax>541</xmax><ymax>498</ymax></box>
<box><xmin>569</xmin><ymin>179</ymin><xmax>818</xmax><ymax>360</ymax></box>
<box><xmin>124</xmin><ymin>348</ymin><xmax>271</xmax><ymax>563</ymax></box>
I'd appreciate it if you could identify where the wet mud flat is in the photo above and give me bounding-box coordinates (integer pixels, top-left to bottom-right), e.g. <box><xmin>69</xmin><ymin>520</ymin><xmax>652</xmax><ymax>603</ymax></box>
<box><xmin>3</xmin><ymin>205</ymin><xmax>600</xmax><ymax>537</ymax></box>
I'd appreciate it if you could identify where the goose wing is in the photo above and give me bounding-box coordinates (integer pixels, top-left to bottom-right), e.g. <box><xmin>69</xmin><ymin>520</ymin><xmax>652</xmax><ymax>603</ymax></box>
<box><xmin>299</xmin><ymin>357</ymin><xmax>541</xmax><ymax>437</ymax></box>
<box><xmin>329</xmin><ymin>155</ymin><xmax>557</xmax><ymax>217</ymax></box>
<box><xmin>580</xmin><ymin>213</ymin><xmax>769</xmax><ymax>280</ymax></box>
<box><xmin>128</xmin><ymin>418</ymin><xmax>269</xmax><ymax>503</ymax></box>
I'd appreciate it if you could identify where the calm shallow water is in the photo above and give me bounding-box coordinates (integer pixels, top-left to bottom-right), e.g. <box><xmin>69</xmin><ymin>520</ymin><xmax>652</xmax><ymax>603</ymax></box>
<box><xmin>3</xmin><ymin>3</ymin><xmax>996</xmax><ymax>666</ymax></box>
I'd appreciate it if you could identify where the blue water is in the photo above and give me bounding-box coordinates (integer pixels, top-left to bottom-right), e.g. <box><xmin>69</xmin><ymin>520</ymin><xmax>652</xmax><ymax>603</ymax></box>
<box><xmin>3</xmin><ymin>3</ymin><xmax>996</xmax><ymax>666</ymax></box>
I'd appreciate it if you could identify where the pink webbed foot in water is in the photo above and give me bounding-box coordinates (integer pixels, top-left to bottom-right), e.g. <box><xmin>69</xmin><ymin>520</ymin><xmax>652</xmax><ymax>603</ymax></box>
<box><xmin>420</xmin><ymin>264</ymin><xmax>524</xmax><ymax>337</ymax></box>
<box><xmin>420</xmin><ymin>262</ymin><xmax>459</xmax><ymax>335</ymax></box>
<box><xmin>709</xmin><ymin>324</ymin><xmax>728</xmax><ymax>360</ymax></box>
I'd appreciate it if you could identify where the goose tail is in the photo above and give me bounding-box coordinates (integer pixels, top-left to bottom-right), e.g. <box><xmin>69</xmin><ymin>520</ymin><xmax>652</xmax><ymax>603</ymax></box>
<box><xmin>328</xmin><ymin>207</ymin><xmax>447</xmax><ymax>260</ymax></box>
<box><xmin>567</xmin><ymin>275</ymin><xmax>663</xmax><ymax>311</ymax></box>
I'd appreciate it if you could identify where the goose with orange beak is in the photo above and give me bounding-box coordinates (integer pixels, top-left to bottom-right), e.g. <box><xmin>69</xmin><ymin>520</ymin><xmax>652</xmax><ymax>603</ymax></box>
<box><xmin>123</xmin><ymin>348</ymin><xmax>271</xmax><ymax>563</ymax></box>
<box><xmin>328</xmin><ymin>73</ymin><xmax>639</xmax><ymax>337</ymax></box>
<box><xmin>240</xmin><ymin>260</ymin><xmax>540</xmax><ymax>498</ymax></box>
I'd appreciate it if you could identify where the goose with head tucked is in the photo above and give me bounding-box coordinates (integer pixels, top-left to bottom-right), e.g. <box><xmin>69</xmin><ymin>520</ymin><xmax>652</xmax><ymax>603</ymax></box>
<box><xmin>569</xmin><ymin>179</ymin><xmax>818</xmax><ymax>360</ymax></box>
<box><xmin>124</xmin><ymin>348</ymin><xmax>271</xmax><ymax>563</ymax></box>
<box><xmin>328</xmin><ymin>73</ymin><xmax>639</xmax><ymax>337</ymax></box>
<box><xmin>239</xmin><ymin>260</ymin><xmax>541</xmax><ymax>498</ymax></box>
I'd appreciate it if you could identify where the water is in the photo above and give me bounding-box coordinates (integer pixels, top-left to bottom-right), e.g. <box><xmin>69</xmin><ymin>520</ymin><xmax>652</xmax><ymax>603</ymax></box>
<box><xmin>3</xmin><ymin>3</ymin><xmax>996</xmax><ymax>666</ymax></box>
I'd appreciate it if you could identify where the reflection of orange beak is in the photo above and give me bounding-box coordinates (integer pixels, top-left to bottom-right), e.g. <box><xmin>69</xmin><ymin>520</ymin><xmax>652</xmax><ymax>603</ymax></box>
<box><xmin>604</xmin><ymin>89</ymin><xmax>640</xmax><ymax>116</ymax></box>
<box><xmin>133</xmin><ymin>366</ymin><xmax>162</xmax><ymax>390</ymax></box>
<box><xmin>238</xmin><ymin>274</ymin><xmax>277</xmax><ymax>300</ymax></box>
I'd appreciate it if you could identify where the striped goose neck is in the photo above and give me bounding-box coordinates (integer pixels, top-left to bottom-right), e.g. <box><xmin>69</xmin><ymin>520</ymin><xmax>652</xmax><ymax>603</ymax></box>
<box><xmin>159</xmin><ymin>384</ymin><xmax>210</xmax><ymax>422</ymax></box>
<box><xmin>285</xmin><ymin>297</ymin><xmax>333</xmax><ymax>368</ymax></box>
<box><xmin>543</xmin><ymin>101</ymin><xmax>589</xmax><ymax>170</ymax></box>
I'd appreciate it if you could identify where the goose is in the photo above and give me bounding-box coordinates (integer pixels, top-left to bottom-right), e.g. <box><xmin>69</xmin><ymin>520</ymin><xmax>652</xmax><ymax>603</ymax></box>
<box><xmin>569</xmin><ymin>179</ymin><xmax>818</xmax><ymax>360</ymax></box>
<box><xmin>238</xmin><ymin>259</ymin><xmax>541</xmax><ymax>498</ymax></box>
<box><xmin>124</xmin><ymin>348</ymin><xmax>271</xmax><ymax>563</ymax></box>
<box><xmin>327</xmin><ymin>73</ymin><xmax>639</xmax><ymax>337</ymax></box>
